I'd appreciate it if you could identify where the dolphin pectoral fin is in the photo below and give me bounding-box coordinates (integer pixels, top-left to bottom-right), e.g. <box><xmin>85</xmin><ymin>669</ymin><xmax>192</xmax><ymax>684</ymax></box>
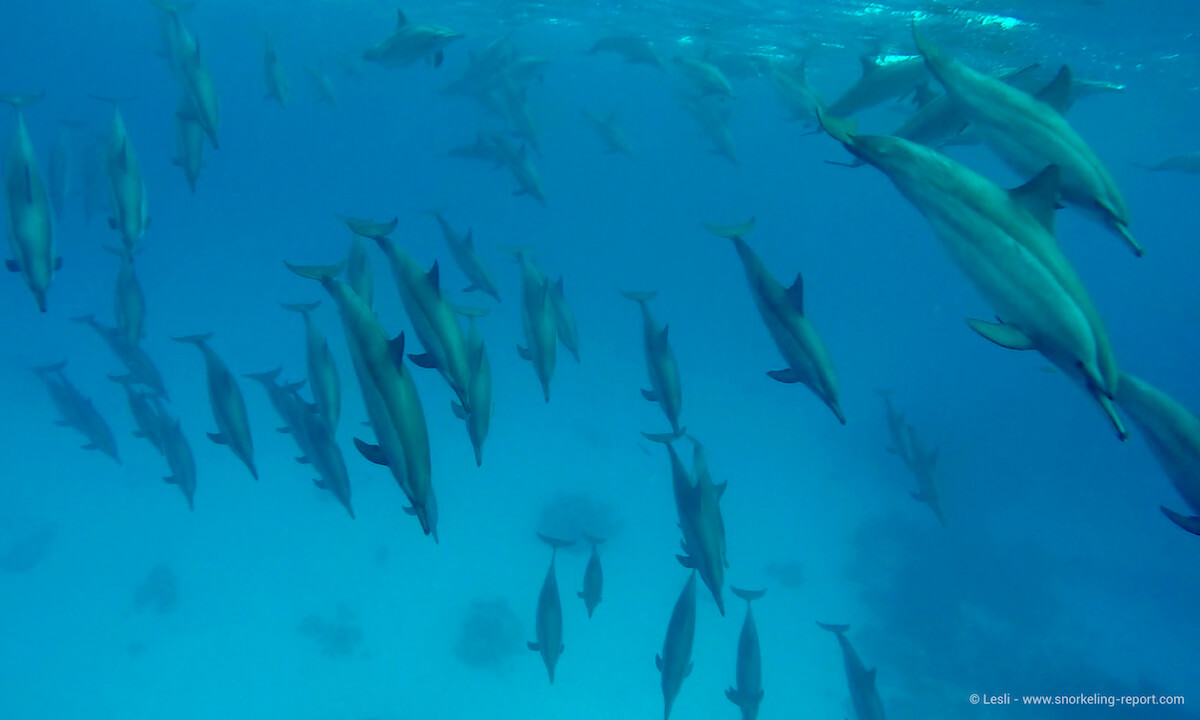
<box><xmin>1161</xmin><ymin>506</ymin><xmax>1200</xmax><ymax>536</ymax></box>
<box><xmin>517</xmin><ymin>345</ymin><xmax>532</xmax><ymax>361</ymax></box>
<box><xmin>313</xmin><ymin>478</ymin><xmax>327</xmax><ymax>490</ymax></box>
<box><xmin>641</xmin><ymin>388</ymin><xmax>658</xmax><ymax>401</ymax></box>
<box><xmin>53</xmin><ymin>257</ymin><xmax>62</xmax><ymax>270</ymax></box>
<box><xmin>577</xmin><ymin>591</ymin><xmax>585</xmax><ymax>598</ymax></box>
<box><xmin>767</xmin><ymin>369</ymin><xmax>801</xmax><ymax>383</ymax></box>
<box><xmin>164</xmin><ymin>476</ymin><xmax>178</xmax><ymax>485</ymax></box>
<box><xmin>463</xmin><ymin>283</ymin><xmax>480</xmax><ymax>293</ymax></box>
<box><xmin>684</xmin><ymin>662</ymin><xmax>693</xmax><ymax>678</ymax></box>
<box><xmin>786</xmin><ymin>272</ymin><xmax>805</xmax><ymax>314</ymax></box>
<box><xmin>132</xmin><ymin>431</ymin><xmax>146</xmax><ymax>439</ymax></box>
<box><xmin>676</xmin><ymin>553</ymin><xmax>697</xmax><ymax>569</ymax></box>
<box><xmin>82</xmin><ymin>443</ymin><xmax>98</xmax><ymax>451</ymax></box>
<box><xmin>353</xmin><ymin>437</ymin><xmax>387</xmax><ymax>465</ymax></box>
<box><xmin>527</xmin><ymin>641</ymin><xmax>541</xmax><ymax>652</ymax></box>
<box><xmin>866</xmin><ymin>668</ymin><xmax>877</xmax><ymax>686</ymax></box>
<box><xmin>910</xmin><ymin>491</ymin><xmax>926</xmax><ymax>502</ymax></box>
<box><xmin>408</xmin><ymin>352</ymin><xmax>439</xmax><ymax>369</ymax></box>
<box><xmin>296</xmin><ymin>456</ymin><xmax>310</xmax><ymax>464</ymax></box>
<box><xmin>716</xmin><ymin>482</ymin><xmax>727</xmax><ymax>499</ymax></box>
<box><xmin>277</xmin><ymin>426</ymin><xmax>290</xmax><ymax>434</ymax></box>
<box><xmin>655</xmin><ymin>654</ymin><xmax>663</xmax><ymax>672</ymax></box>
<box><xmin>4</xmin><ymin>259</ymin><xmax>17</xmax><ymax>272</ymax></box>
<box><xmin>402</xmin><ymin>505</ymin><xmax>418</xmax><ymax>516</ymax></box>
<box><xmin>207</xmin><ymin>432</ymin><xmax>228</xmax><ymax>445</ymax></box>
<box><xmin>967</xmin><ymin>318</ymin><xmax>1035</xmax><ymax>350</ymax></box>
<box><xmin>451</xmin><ymin>401</ymin><xmax>468</xmax><ymax>419</ymax></box>
<box><xmin>434</xmin><ymin>50</ymin><xmax>444</xmax><ymax>68</ymax></box>
<box><xmin>725</xmin><ymin>688</ymin><xmax>742</xmax><ymax>707</ymax></box>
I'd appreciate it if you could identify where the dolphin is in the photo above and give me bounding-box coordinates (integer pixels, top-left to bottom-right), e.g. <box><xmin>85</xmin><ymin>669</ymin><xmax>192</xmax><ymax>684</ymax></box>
<box><xmin>673</xmin><ymin>55</ymin><xmax>734</xmax><ymax>98</ymax></box>
<box><xmin>622</xmin><ymin>290</ymin><xmax>683</xmax><ymax>436</ymax></box>
<box><xmin>768</xmin><ymin>59</ymin><xmax>825</xmax><ymax>127</ymax></box>
<box><xmin>263</xmin><ymin>34</ymin><xmax>289</xmax><ymax>107</ymax></box>
<box><xmin>511</xmin><ymin>248</ymin><xmax>556</xmax><ymax>401</ymax></box>
<box><xmin>549</xmin><ymin>276</ymin><xmax>580</xmax><ymax>363</ymax></box>
<box><xmin>587</xmin><ymin>36</ymin><xmax>662</xmax><ymax>68</ymax></box>
<box><xmin>703</xmin><ymin>218</ymin><xmax>845</xmax><ymax>424</ymax></box>
<box><xmin>281</xmin><ymin>301</ymin><xmax>341</xmax><ymax>430</ymax></box>
<box><xmin>305</xmin><ymin>67</ymin><xmax>337</xmax><ymax>105</ymax></box>
<box><xmin>425</xmin><ymin>209</ymin><xmax>501</xmax><ymax>301</ymax></box>
<box><xmin>497</xmin><ymin>75</ymin><xmax>540</xmax><ymax>154</ymax></box>
<box><xmin>529</xmin><ymin>533</ymin><xmax>573</xmax><ymax>684</ymax></box>
<box><xmin>343</xmin><ymin>216</ymin><xmax>474</xmax><ymax>414</ymax></box>
<box><xmin>156</xmin><ymin>398</ymin><xmax>197</xmax><ymax>510</ymax></box>
<box><xmin>446</xmin><ymin>131</ymin><xmax>511</xmax><ymax>167</ymax></box>
<box><xmin>900</xmin><ymin>424</ymin><xmax>946</xmax><ymax>526</ymax></box>
<box><xmin>581</xmin><ymin>109</ymin><xmax>633</xmax><ymax>157</ymax></box>
<box><xmin>450</xmin><ymin>308</ymin><xmax>492</xmax><ymax>467</ymax></box>
<box><xmin>108</xmin><ymin>247</ymin><xmax>146</xmax><ymax>347</ymax></box>
<box><xmin>680</xmin><ymin>92</ymin><xmax>738</xmax><ymax>166</ymax></box>
<box><xmin>914</xmin><ymin>28</ymin><xmax>1141</xmax><ymax>256</ymax></box>
<box><xmin>286</xmin><ymin>261</ymin><xmax>435</xmax><ymax>539</ymax></box>
<box><xmin>172</xmin><ymin>332</ymin><xmax>258</xmax><ymax>480</ymax></box>
<box><xmin>441</xmin><ymin>33</ymin><xmax>515</xmax><ymax>97</ymax></box>
<box><xmin>1131</xmin><ymin>152</ymin><xmax>1200</xmax><ymax>175</ymax></box>
<box><xmin>363</xmin><ymin>9</ymin><xmax>463</xmax><ymax>70</ymax></box>
<box><xmin>91</xmin><ymin>96</ymin><xmax>149</xmax><ymax>254</ymax></box>
<box><xmin>172</xmin><ymin>94</ymin><xmax>205</xmax><ymax>193</ymax></box>
<box><xmin>2</xmin><ymin>93</ymin><xmax>58</xmax><ymax>312</ymax></box>
<box><xmin>508</xmin><ymin>144</ymin><xmax>547</xmax><ymax>205</ymax></box>
<box><xmin>150</xmin><ymin>0</ymin><xmax>198</xmax><ymax>80</ymax></box>
<box><xmin>876</xmin><ymin>389</ymin><xmax>910</xmax><ymax>462</ymax></box>
<box><xmin>345</xmin><ymin>232</ymin><xmax>374</xmax><ymax>307</ymax></box>
<box><xmin>177</xmin><ymin>39</ymin><xmax>221</xmax><ymax>149</ymax></box>
<box><xmin>32</xmin><ymin>361</ymin><xmax>121</xmax><ymax>464</ymax></box>
<box><xmin>73</xmin><ymin>314</ymin><xmax>169</xmax><ymax>398</ymax></box>
<box><xmin>826</xmin><ymin>54</ymin><xmax>928</xmax><ymax>117</ymax></box>
<box><xmin>817</xmin><ymin>622</ymin><xmax>886</xmax><ymax>720</ymax></box>
<box><xmin>1114</xmin><ymin>373</ymin><xmax>1200</xmax><ymax>536</ymax></box>
<box><xmin>658</xmin><ymin>571</ymin><xmax>697</xmax><ymax>720</ymax></box>
<box><xmin>726</xmin><ymin>587</ymin><xmax>766</xmax><ymax>720</ymax></box>
<box><xmin>110</xmin><ymin>373</ymin><xmax>169</xmax><ymax>455</ymax></box>
<box><xmin>577</xmin><ymin>534</ymin><xmax>604</xmax><ymax>618</ymax></box>
<box><xmin>818</xmin><ymin>111</ymin><xmax>1126</xmax><ymax>440</ymax></box>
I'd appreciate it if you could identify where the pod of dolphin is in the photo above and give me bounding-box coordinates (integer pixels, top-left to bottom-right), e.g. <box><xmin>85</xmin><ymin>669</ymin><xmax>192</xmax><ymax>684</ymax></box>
<box><xmin>4</xmin><ymin>4</ymin><xmax>1199</xmax><ymax>718</ymax></box>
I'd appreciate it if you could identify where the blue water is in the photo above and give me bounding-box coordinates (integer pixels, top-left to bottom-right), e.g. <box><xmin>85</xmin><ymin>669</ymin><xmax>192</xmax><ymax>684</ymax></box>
<box><xmin>1</xmin><ymin>1</ymin><xmax>1198</xmax><ymax>718</ymax></box>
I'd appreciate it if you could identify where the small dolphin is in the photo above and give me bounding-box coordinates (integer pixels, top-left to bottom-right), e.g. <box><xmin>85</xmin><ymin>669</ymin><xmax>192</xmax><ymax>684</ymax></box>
<box><xmin>305</xmin><ymin>67</ymin><xmax>337</xmax><ymax>106</ymax></box>
<box><xmin>91</xmin><ymin>96</ymin><xmax>149</xmax><ymax>254</ymax></box>
<box><xmin>704</xmin><ymin>218</ymin><xmax>844</xmax><ymax>424</ymax></box>
<box><xmin>622</xmin><ymin>290</ymin><xmax>683</xmax><ymax>436</ymax></box>
<box><xmin>900</xmin><ymin>424</ymin><xmax>946</xmax><ymax>526</ymax></box>
<box><xmin>173</xmin><ymin>332</ymin><xmax>257</xmax><ymax>480</ymax></box>
<box><xmin>425</xmin><ymin>209</ymin><xmax>501</xmax><ymax>301</ymax></box>
<box><xmin>363</xmin><ymin>9</ymin><xmax>463</xmax><ymax>70</ymax></box>
<box><xmin>587</xmin><ymin>36</ymin><xmax>662</xmax><ymax>68</ymax></box>
<box><xmin>32</xmin><ymin>361</ymin><xmax>121</xmax><ymax>464</ymax></box>
<box><xmin>2</xmin><ymin>93</ymin><xmax>58</xmax><ymax>312</ymax></box>
<box><xmin>156</xmin><ymin>398</ymin><xmax>197</xmax><ymax>511</ymax></box>
<box><xmin>108</xmin><ymin>247</ymin><xmax>146</xmax><ymax>347</ymax></box>
<box><xmin>580</xmin><ymin>109</ymin><xmax>633</xmax><ymax>157</ymax></box>
<box><xmin>110</xmin><ymin>374</ymin><xmax>168</xmax><ymax>455</ymax></box>
<box><xmin>680</xmin><ymin>92</ymin><xmax>738</xmax><ymax>166</ymax></box>
<box><xmin>726</xmin><ymin>587</ymin><xmax>766</xmax><ymax>720</ymax></box>
<box><xmin>172</xmin><ymin>94</ymin><xmax>205</xmax><ymax>193</ymax></box>
<box><xmin>768</xmin><ymin>58</ymin><xmax>825</xmax><ymax>127</ymax></box>
<box><xmin>673</xmin><ymin>55</ymin><xmax>734</xmax><ymax>98</ymax></box>
<box><xmin>345</xmin><ymin>233</ymin><xmax>374</xmax><ymax>307</ymax></box>
<box><xmin>817</xmin><ymin>622</ymin><xmax>885</xmax><ymax>720</ymax></box>
<box><xmin>549</xmin><ymin>276</ymin><xmax>580</xmax><ymax>363</ymax></box>
<box><xmin>529</xmin><ymin>533</ymin><xmax>573</xmax><ymax>684</ymax></box>
<box><xmin>281</xmin><ymin>301</ymin><xmax>341</xmax><ymax>430</ymax></box>
<box><xmin>1114</xmin><ymin>373</ymin><xmax>1200</xmax><ymax>536</ymax></box>
<box><xmin>577</xmin><ymin>534</ymin><xmax>605</xmax><ymax>618</ymax></box>
<box><xmin>1132</xmin><ymin>152</ymin><xmax>1200</xmax><ymax>175</ymax></box>
<box><xmin>73</xmin><ymin>314</ymin><xmax>169</xmax><ymax>398</ymax></box>
<box><xmin>511</xmin><ymin>248</ymin><xmax>557</xmax><ymax>401</ymax></box>
<box><xmin>451</xmin><ymin>307</ymin><xmax>492</xmax><ymax>467</ymax></box>
<box><xmin>263</xmin><ymin>34</ymin><xmax>290</xmax><ymax>107</ymax></box>
<box><xmin>826</xmin><ymin>54</ymin><xmax>928</xmax><ymax>117</ymax></box>
<box><xmin>508</xmin><ymin>143</ymin><xmax>547</xmax><ymax>205</ymax></box>
<box><xmin>658</xmin><ymin>571</ymin><xmax>697</xmax><ymax>720</ymax></box>
<box><xmin>876</xmin><ymin>389</ymin><xmax>910</xmax><ymax>462</ymax></box>
<box><xmin>176</xmin><ymin>37</ymin><xmax>221</xmax><ymax>149</ymax></box>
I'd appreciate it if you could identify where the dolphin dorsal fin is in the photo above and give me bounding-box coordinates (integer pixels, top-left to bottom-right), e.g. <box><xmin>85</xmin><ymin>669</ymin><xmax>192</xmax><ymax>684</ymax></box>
<box><xmin>858</xmin><ymin>55</ymin><xmax>879</xmax><ymax>75</ymax></box>
<box><xmin>1009</xmin><ymin>165</ymin><xmax>1061</xmax><ymax>234</ymax></box>
<box><xmin>388</xmin><ymin>332</ymin><xmax>407</xmax><ymax>366</ymax></box>
<box><xmin>867</xmin><ymin>668</ymin><xmax>877</xmax><ymax>685</ymax></box>
<box><xmin>787</xmin><ymin>272</ymin><xmax>805</xmax><ymax>314</ymax></box>
<box><xmin>463</xmin><ymin>229</ymin><xmax>474</xmax><ymax>248</ymax></box>
<box><xmin>396</xmin><ymin>9</ymin><xmax>408</xmax><ymax>27</ymax></box>
<box><xmin>656</xmin><ymin>324</ymin><xmax>670</xmax><ymax>351</ymax></box>
<box><xmin>427</xmin><ymin>261</ymin><xmax>440</xmax><ymax>292</ymax></box>
<box><xmin>1035</xmin><ymin>66</ymin><xmax>1074</xmax><ymax>115</ymax></box>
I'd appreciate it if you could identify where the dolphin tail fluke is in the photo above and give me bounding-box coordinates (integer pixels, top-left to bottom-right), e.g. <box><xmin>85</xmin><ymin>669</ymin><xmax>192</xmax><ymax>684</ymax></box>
<box><xmin>452</xmin><ymin>304</ymin><xmax>490</xmax><ymax>318</ymax></box>
<box><xmin>583</xmin><ymin>534</ymin><xmax>606</xmax><ymax>546</ymax></box>
<box><xmin>702</xmin><ymin>218</ymin><xmax>756</xmax><ymax>240</ymax></box>
<box><xmin>1161</xmin><ymin>506</ymin><xmax>1200</xmax><ymax>536</ymax></box>
<box><xmin>338</xmin><ymin>214</ymin><xmax>398</xmax><ymax>240</ymax></box>
<box><xmin>107</xmin><ymin>373</ymin><xmax>136</xmax><ymax>386</ymax></box>
<box><xmin>69</xmin><ymin>314</ymin><xmax>96</xmax><ymax>326</ymax></box>
<box><xmin>642</xmin><ymin>427</ymin><xmax>686</xmax><ymax>444</ymax></box>
<box><xmin>244</xmin><ymin>368</ymin><xmax>283</xmax><ymax>384</ymax></box>
<box><xmin>88</xmin><ymin>94</ymin><xmax>137</xmax><ymax>105</ymax></box>
<box><xmin>172</xmin><ymin>332</ymin><xmax>213</xmax><ymax>346</ymax></box>
<box><xmin>816</xmin><ymin>621</ymin><xmax>850</xmax><ymax>635</ymax></box>
<box><xmin>31</xmin><ymin>360</ymin><xmax>68</xmax><ymax>375</ymax></box>
<box><xmin>285</xmin><ymin>260</ymin><xmax>345</xmax><ymax>280</ymax></box>
<box><xmin>499</xmin><ymin>245</ymin><xmax>534</xmax><ymax>261</ymax></box>
<box><xmin>280</xmin><ymin>301</ymin><xmax>321</xmax><ymax>314</ymax></box>
<box><xmin>620</xmin><ymin>289</ymin><xmax>657</xmax><ymax>303</ymax></box>
<box><xmin>731</xmin><ymin>586</ymin><xmax>766</xmax><ymax>603</ymax></box>
<box><xmin>0</xmin><ymin>92</ymin><xmax>45</xmax><ymax>109</ymax></box>
<box><xmin>536</xmin><ymin>532</ymin><xmax>575</xmax><ymax>551</ymax></box>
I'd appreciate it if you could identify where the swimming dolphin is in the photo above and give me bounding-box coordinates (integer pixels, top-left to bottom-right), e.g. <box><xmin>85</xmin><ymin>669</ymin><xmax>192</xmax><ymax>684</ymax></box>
<box><xmin>363</xmin><ymin>9</ymin><xmax>463</xmax><ymax>70</ymax></box>
<box><xmin>768</xmin><ymin>59</ymin><xmax>825</xmax><ymax>127</ymax></box>
<box><xmin>658</xmin><ymin>570</ymin><xmax>697</xmax><ymax>720</ymax></box>
<box><xmin>263</xmin><ymin>34</ymin><xmax>289</xmax><ymax>107</ymax></box>
<box><xmin>549</xmin><ymin>276</ymin><xmax>580</xmax><ymax>363</ymax></box>
<box><xmin>92</xmin><ymin>96</ymin><xmax>149</xmax><ymax>254</ymax></box>
<box><xmin>172</xmin><ymin>94</ymin><xmax>205</xmax><ymax>193</ymax></box>
<box><xmin>726</xmin><ymin>587</ymin><xmax>766</xmax><ymax>720</ymax></box>
<box><xmin>1114</xmin><ymin>373</ymin><xmax>1200</xmax><ymax>536</ymax></box>
<box><xmin>580</xmin><ymin>108</ymin><xmax>633</xmax><ymax>157</ymax></box>
<box><xmin>827</xmin><ymin>54</ymin><xmax>928</xmax><ymax>118</ymax></box>
<box><xmin>343</xmin><ymin>216</ymin><xmax>474</xmax><ymax>414</ymax></box>
<box><xmin>511</xmin><ymin>248</ymin><xmax>556</xmax><ymax>401</ymax></box>
<box><xmin>73</xmin><ymin>314</ymin><xmax>169</xmax><ymax>398</ymax></box>
<box><xmin>622</xmin><ymin>290</ymin><xmax>683</xmax><ymax>436</ymax></box>
<box><xmin>450</xmin><ymin>308</ymin><xmax>492</xmax><ymax>467</ymax></box>
<box><xmin>577</xmin><ymin>534</ymin><xmax>604</xmax><ymax>618</ymax></box>
<box><xmin>110</xmin><ymin>373</ymin><xmax>168</xmax><ymax>455</ymax></box>
<box><xmin>680</xmin><ymin>92</ymin><xmax>738</xmax><ymax>166</ymax></box>
<box><xmin>173</xmin><ymin>332</ymin><xmax>258</xmax><ymax>480</ymax></box>
<box><xmin>587</xmin><ymin>36</ymin><xmax>662</xmax><ymax>68</ymax></box>
<box><xmin>32</xmin><ymin>361</ymin><xmax>120</xmax><ymax>464</ymax></box>
<box><xmin>281</xmin><ymin>301</ymin><xmax>341</xmax><ymax>430</ymax></box>
<box><xmin>529</xmin><ymin>533</ymin><xmax>573</xmax><ymax>684</ymax></box>
<box><xmin>176</xmin><ymin>38</ymin><xmax>221</xmax><ymax>149</ymax></box>
<box><xmin>286</xmin><ymin>260</ymin><xmax>435</xmax><ymax>539</ymax></box>
<box><xmin>507</xmin><ymin>144</ymin><xmax>547</xmax><ymax>205</ymax></box>
<box><xmin>900</xmin><ymin>423</ymin><xmax>946</xmax><ymax>526</ymax></box>
<box><xmin>817</xmin><ymin>622</ymin><xmax>885</xmax><ymax>720</ymax></box>
<box><xmin>2</xmin><ymin>93</ymin><xmax>58</xmax><ymax>312</ymax></box>
<box><xmin>818</xmin><ymin>111</ymin><xmax>1126</xmax><ymax>441</ymax></box>
<box><xmin>914</xmin><ymin>28</ymin><xmax>1141</xmax><ymax>256</ymax></box>
<box><xmin>425</xmin><ymin>209</ymin><xmax>501</xmax><ymax>301</ymax></box>
<box><xmin>1131</xmin><ymin>152</ymin><xmax>1200</xmax><ymax>175</ymax></box>
<box><xmin>108</xmin><ymin>247</ymin><xmax>146</xmax><ymax>347</ymax></box>
<box><xmin>305</xmin><ymin>67</ymin><xmax>337</xmax><ymax>105</ymax></box>
<box><xmin>703</xmin><ymin>218</ymin><xmax>845</xmax><ymax>424</ymax></box>
<box><xmin>345</xmin><ymin>232</ymin><xmax>374</xmax><ymax>307</ymax></box>
<box><xmin>156</xmin><ymin>398</ymin><xmax>197</xmax><ymax>511</ymax></box>
<box><xmin>673</xmin><ymin>55</ymin><xmax>734</xmax><ymax>98</ymax></box>
<box><xmin>876</xmin><ymin>389</ymin><xmax>910</xmax><ymax>462</ymax></box>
